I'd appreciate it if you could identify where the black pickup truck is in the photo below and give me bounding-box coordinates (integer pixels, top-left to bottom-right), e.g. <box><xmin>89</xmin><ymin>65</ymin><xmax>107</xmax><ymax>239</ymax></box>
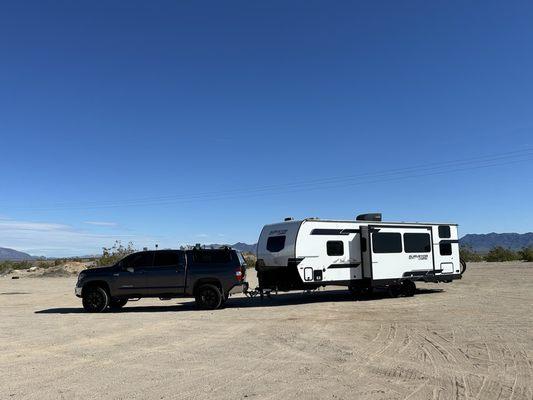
<box><xmin>75</xmin><ymin>248</ymin><xmax>248</xmax><ymax>312</ymax></box>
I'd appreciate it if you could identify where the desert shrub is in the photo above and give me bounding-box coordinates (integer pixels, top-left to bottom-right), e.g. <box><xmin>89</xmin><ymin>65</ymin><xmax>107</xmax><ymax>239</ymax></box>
<box><xmin>242</xmin><ymin>252</ymin><xmax>257</xmax><ymax>269</ymax></box>
<box><xmin>518</xmin><ymin>247</ymin><xmax>533</xmax><ymax>262</ymax></box>
<box><xmin>459</xmin><ymin>246</ymin><xmax>484</xmax><ymax>262</ymax></box>
<box><xmin>97</xmin><ymin>241</ymin><xmax>136</xmax><ymax>266</ymax></box>
<box><xmin>0</xmin><ymin>260</ymin><xmax>33</xmax><ymax>274</ymax></box>
<box><xmin>485</xmin><ymin>246</ymin><xmax>520</xmax><ymax>262</ymax></box>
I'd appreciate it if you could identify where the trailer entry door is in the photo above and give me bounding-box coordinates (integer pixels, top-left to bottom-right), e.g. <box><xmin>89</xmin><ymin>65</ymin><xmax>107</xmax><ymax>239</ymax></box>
<box><xmin>360</xmin><ymin>226</ymin><xmax>372</xmax><ymax>280</ymax></box>
<box><xmin>369</xmin><ymin>226</ymin><xmax>434</xmax><ymax>281</ymax></box>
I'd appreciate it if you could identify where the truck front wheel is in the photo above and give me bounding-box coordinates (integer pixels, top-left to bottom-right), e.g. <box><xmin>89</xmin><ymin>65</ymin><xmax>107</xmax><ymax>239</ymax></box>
<box><xmin>195</xmin><ymin>284</ymin><xmax>223</xmax><ymax>310</ymax></box>
<box><xmin>82</xmin><ymin>286</ymin><xmax>109</xmax><ymax>313</ymax></box>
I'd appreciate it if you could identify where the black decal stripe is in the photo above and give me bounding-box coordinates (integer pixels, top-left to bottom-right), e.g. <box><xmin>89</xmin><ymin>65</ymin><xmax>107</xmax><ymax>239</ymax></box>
<box><xmin>311</xmin><ymin>229</ymin><xmax>360</xmax><ymax>235</ymax></box>
<box><xmin>327</xmin><ymin>263</ymin><xmax>361</xmax><ymax>269</ymax></box>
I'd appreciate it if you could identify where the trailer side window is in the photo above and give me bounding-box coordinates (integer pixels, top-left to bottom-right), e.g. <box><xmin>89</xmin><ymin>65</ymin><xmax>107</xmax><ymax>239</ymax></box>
<box><xmin>404</xmin><ymin>233</ymin><xmax>431</xmax><ymax>253</ymax></box>
<box><xmin>438</xmin><ymin>225</ymin><xmax>451</xmax><ymax>238</ymax></box>
<box><xmin>267</xmin><ymin>236</ymin><xmax>286</xmax><ymax>252</ymax></box>
<box><xmin>327</xmin><ymin>241</ymin><xmax>344</xmax><ymax>256</ymax></box>
<box><xmin>440</xmin><ymin>243</ymin><xmax>452</xmax><ymax>256</ymax></box>
<box><xmin>372</xmin><ymin>232</ymin><xmax>402</xmax><ymax>253</ymax></box>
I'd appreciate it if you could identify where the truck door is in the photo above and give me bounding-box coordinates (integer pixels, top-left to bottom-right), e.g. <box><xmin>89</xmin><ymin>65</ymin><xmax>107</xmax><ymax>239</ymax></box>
<box><xmin>370</xmin><ymin>226</ymin><xmax>434</xmax><ymax>281</ymax></box>
<box><xmin>114</xmin><ymin>251</ymin><xmax>155</xmax><ymax>296</ymax></box>
<box><xmin>144</xmin><ymin>250</ymin><xmax>187</xmax><ymax>295</ymax></box>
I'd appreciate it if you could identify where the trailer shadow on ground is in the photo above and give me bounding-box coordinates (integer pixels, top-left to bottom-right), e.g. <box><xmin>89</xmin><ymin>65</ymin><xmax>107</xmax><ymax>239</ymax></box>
<box><xmin>34</xmin><ymin>288</ymin><xmax>444</xmax><ymax>314</ymax></box>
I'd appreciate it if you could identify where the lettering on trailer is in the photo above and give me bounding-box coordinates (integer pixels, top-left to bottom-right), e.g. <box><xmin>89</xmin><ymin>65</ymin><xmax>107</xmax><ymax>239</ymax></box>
<box><xmin>409</xmin><ymin>254</ymin><xmax>429</xmax><ymax>260</ymax></box>
<box><xmin>269</xmin><ymin>230</ymin><xmax>287</xmax><ymax>235</ymax></box>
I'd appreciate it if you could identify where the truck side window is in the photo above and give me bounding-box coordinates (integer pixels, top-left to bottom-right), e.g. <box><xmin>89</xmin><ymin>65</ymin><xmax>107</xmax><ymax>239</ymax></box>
<box><xmin>153</xmin><ymin>250</ymin><xmax>184</xmax><ymax>267</ymax></box>
<box><xmin>327</xmin><ymin>241</ymin><xmax>344</xmax><ymax>256</ymax></box>
<box><xmin>372</xmin><ymin>232</ymin><xmax>402</xmax><ymax>253</ymax></box>
<box><xmin>192</xmin><ymin>250</ymin><xmax>232</xmax><ymax>264</ymax></box>
<box><xmin>267</xmin><ymin>236</ymin><xmax>286</xmax><ymax>252</ymax></box>
<box><xmin>123</xmin><ymin>251</ymin><xmax>154</xmax><ymax>269</ymax></box>
<box><xmin>438</xmin><ymin>225</ymin><xmax>451</xmax><ymax>238</ymax></box>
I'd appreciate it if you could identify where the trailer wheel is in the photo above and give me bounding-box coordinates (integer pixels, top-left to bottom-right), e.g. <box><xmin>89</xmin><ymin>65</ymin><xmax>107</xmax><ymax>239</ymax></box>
<box><xmin>460</xmin><ymin>259</ymin><xmax>467</xmax><ymax>274</ymax></box>
<box><xmin>401</xmin><ymin>280</ymin><xmax>416</xmax><ymax>297</ymax></box>
<box><xmin>348</xmin><ymin>286</ymin><xmax>362</xmax><ymax>297</ymax></box>
<box><xmin>387</xmin><ymin>284</ymin><xmax>401</xmax><ymax>298</ymax></box>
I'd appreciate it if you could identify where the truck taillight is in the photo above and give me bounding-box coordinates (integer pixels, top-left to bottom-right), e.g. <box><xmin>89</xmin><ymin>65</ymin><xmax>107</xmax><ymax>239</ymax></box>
<box><xmin>235</xmin><ymin>267</ymin><xmax>244</xmax><ymax>282</ymax></box>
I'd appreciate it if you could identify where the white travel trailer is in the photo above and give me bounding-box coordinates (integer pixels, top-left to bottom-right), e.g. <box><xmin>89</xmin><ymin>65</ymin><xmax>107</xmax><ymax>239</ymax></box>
<box><xmin>255</xmin><ymin>213</ymin><xmax>464</xmax><ymax>297</ymax></box>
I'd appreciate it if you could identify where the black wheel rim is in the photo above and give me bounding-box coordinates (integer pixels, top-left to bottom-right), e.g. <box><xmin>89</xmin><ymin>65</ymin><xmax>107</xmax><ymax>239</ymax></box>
<box><xmin>86</xmin><ymin>291</ymin><xmax>104</xmax><ymax>310</ymax></box>
<box><xmin>201</xmin><ymin>288</ymin><xmax>218</xmax><ymax>308</ymax></box>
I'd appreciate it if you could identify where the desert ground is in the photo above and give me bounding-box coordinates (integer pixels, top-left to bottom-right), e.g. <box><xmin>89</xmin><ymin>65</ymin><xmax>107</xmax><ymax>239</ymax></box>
<box><xmin>1</xmin><ymin>262</ymin><xmax>532</xmax><ymax>400</ymax></box>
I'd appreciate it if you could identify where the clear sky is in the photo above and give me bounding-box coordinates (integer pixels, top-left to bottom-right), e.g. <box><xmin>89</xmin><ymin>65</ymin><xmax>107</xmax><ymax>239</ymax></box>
<box><xmin>1</xmin><ymin>1</ymin><xmax>532</xmax><ymax>256</ymax></box>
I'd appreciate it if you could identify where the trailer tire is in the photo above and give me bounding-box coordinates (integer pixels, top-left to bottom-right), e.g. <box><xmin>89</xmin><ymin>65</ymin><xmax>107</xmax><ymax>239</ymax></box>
<box><xmin>195</xmin><ymin>284</ymin><xmax>223</xmax><ymax>310</ymax></box>
<box><xmin>460</xmin><ymin>259</ymin><xmax>467</xmax><ymax>274</ymax></box>
<box><xmin>387</xmin><ymin>284</ymin><xmax>401</xmax><ymax>298</ymax></box>
<box><xmin>348</xmin><ymin>285</ymin><xmax>364</xmax><ymax>297</ymax></box>
<box><xmin>401</xmin><ymin>280</ymin><xmax>416</xmax><ymax>297</ymax></box>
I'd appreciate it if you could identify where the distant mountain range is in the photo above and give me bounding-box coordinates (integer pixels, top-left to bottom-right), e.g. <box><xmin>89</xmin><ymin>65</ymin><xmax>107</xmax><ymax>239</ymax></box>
<box><xmin>0</xmin><ymin>247</ymin><xmax>34</xmax><ymax>261</ymax></box>
<box><xmin>205</xmin><ymin>242</ymin><xmax>257</xmax><ymax>253</ymax></box>
<box><xmin>1</xmin><ymin>234</ymin><xmax>532</xmax><ymax>260</ymax></box>
<box><xmin>459</xmin><ymin>233</ymin><xmax>533</xmax><ymax>252</ymax></box>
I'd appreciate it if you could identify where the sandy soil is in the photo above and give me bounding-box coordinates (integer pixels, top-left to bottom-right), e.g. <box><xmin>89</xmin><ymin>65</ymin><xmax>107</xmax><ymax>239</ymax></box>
<box><xmin>1</xmin><ymin>262</ymin><xmax>532</xmax><ymax>400</ymax></box>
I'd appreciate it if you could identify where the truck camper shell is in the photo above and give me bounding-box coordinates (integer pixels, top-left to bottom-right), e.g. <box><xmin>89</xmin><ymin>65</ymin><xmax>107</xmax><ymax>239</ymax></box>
<box><xmin>256</xmin><ymin>215</ymin><xmax>463</xmax><ymax>294</ymax></box>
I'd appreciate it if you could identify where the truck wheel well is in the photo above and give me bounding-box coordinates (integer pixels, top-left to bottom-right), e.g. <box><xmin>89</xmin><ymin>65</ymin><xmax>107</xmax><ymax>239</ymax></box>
<box><xmin>193</xmin><ymin>279</ymin><xmax>222</xmax><ymax>296</ymax></box>
<box><xmin>82</xmin><ymin>281</ymin><xmax>111</xmax><ymax>297</ymax></box>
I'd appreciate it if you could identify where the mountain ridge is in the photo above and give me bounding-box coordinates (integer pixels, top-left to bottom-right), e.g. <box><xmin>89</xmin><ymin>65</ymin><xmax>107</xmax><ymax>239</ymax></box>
<box><xmin>0</xmin><ymin>247</ymin><xmax>35</xmax><ymax>261</ymax></box>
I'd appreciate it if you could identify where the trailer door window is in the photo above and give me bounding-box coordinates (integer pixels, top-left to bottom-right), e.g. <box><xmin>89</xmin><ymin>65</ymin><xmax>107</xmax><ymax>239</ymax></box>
<box><xmin>327</xmin><ymin>241</ymin><xmax>344</xmax><ymax>256</ymax></box>
<box><xmin>438</xmin><ymin>225</ymin><xmax>451</xmax><ymax>238</ymax></box>
<box><xmin>404</xmin><ymin>233</ymin><xmax>431</xmax><ymax>253</ymax></box>
<box><xmin>372</xmin><ymin>232</ymin><xmax>402</xmax><ymax>253</ymax></box>
<box><xmin>267</xmin><ymin>236</ymin><xmax>286</xmax><ymax>252</ymax></box>
<box><xmin>440</xmin><ymin>242</ymin><xmax>452</xmax><ymax>256</ymax></box>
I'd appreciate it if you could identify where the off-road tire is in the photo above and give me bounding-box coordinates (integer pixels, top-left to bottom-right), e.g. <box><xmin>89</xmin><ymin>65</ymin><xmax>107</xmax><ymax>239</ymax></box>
<box><xmin>109</xmin><ymin>298</ymin><xmax>128</xmax><ymax>310</ymax></box>
<box><xmin>387</xmin><ymin>284</ymin><xmax>402</xmax><ymax>298</ymax></box>
<box><xmin>401</xmin><ymin>280</ymin><xmax>416</xmax><ymax>297</ymax></box>
<box><xmin>195</xmin><ymin>284</ymin><xmax>223</xmax><ymax>310</ymax></box>
<box><xmin>82</xmin><ymin>286</ymin><xmax>109</xmax><ymax>313</ymax></box>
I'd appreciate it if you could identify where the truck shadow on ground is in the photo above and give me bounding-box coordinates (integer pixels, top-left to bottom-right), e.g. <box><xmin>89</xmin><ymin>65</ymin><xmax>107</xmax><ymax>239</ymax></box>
<box><xmin>35</xmin><ymin>288</ymin><xmax>443</xmax><ymax>314</ymax></box>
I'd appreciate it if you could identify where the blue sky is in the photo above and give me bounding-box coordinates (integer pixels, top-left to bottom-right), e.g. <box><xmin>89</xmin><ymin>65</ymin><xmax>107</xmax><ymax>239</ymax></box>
<box><xmin>1</xmin><ymin>0</ymin><xmax>532</xmax><ymax>256</ymax></box>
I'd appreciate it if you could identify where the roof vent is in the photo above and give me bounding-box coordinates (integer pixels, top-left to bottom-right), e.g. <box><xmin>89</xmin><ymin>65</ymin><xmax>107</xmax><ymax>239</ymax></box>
<box><xmin>356</xmin><ymin>213</ymin><xmax>382</xmax><ymax>222</ymax></box>
<box><xmin>284</xmin><ymin>217</ymin><xmax>294</xmax><ymax>221</ymax></box>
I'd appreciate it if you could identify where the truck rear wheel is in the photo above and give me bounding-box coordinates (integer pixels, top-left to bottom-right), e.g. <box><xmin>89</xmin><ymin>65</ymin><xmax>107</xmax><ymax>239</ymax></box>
<box><xmin>82</xmin><ymin>286</ymin><xmax>109</xmax><ymax>313</ymax></box>
<box><xmin>195</xmin><ymin>284</ymin><xmax>223</xmax><ymax>310</ymax></box>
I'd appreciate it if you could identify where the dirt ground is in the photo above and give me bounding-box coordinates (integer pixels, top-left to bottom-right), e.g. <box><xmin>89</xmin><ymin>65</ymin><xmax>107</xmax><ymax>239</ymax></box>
<box><xmin>1</xmin><ymin>262</ymin><xmax>532</xmax><ymax>400</ymax></box>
